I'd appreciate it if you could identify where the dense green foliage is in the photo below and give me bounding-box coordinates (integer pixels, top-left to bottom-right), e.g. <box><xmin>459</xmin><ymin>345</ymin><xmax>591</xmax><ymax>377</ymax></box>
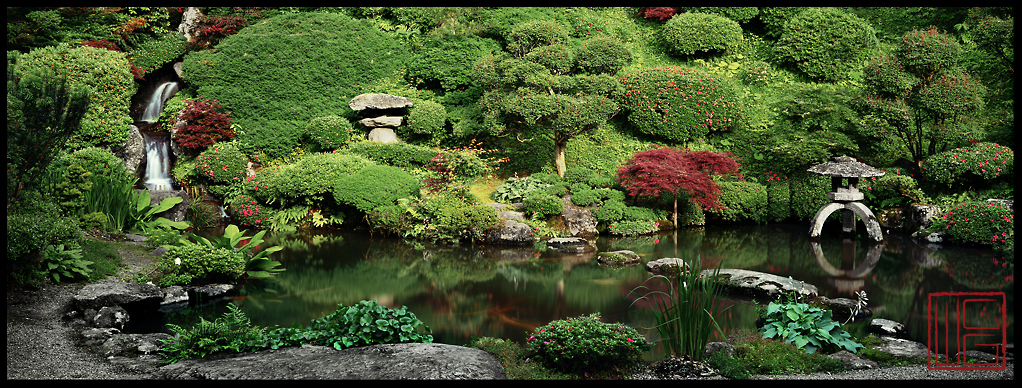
<box><xmin>182</xmin><ymin>12</ymin><xmax>411</xmax><ymax>159</ymax></box>
<box><xmin>333</xmin><ymin>165</ymin><xmax>421</xmax><ymax>213</ymax></box>
<box><xmin>758</xmin><ymin>293</ymin><xmax>864</xmax><ymax>354</ymax></box>
<box><xmin>774</xmin><ymin>8</ymin><xmax>878</xmax><ymax>82</ymax></box>
<box><xmin>12</xmin><ymin>43</ymin><xmax>136</xmax><ymax>148</ymax></box>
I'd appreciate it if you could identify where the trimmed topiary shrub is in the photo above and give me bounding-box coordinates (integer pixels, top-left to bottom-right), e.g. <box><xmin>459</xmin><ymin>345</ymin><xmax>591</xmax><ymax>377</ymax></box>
<box><xmin>153</xmin><ymin>244</ymin><xmax>246</xmax><ymax>287</ymax></box>
<box><xmin>344</xmin><ymin>141</ymin><xmax>438</xmax><ymax>169</ymax></box>
<box><xmin>195</xmin><ymin>142</ymin><xmax>249</xmax><ymax>186</ymax></box>
<box><xmin>921</xmin><ymin>142</ymin><xmax>1013</xmax><ymax>191</ymax></box>
<box><xmin>68</xmin><ymin>146</ymin><xmax>133</xmax><ymax>185</ymax></box>
<box><xmin>775</xmin><ymin>8</ymin><xmax>878</xmax><ymax>82</ymax></box>
<box><xmin>303</xmin><ymin>116</ymin><xmax>353</xmax><ymax>153</ymax></box>
<box><xmin>527</xmin><ymin>313</ymin><xmax>651</xmax><ymax>374</ymax></box>
<box><xmin>661</xmin><ymin>12</ymin><xmax>744</xmax><ymax>56</ymax></box>
<box><xmin>522</xmin><ymin>190</ymin><xmax>564</xmax><ymax>220</ymax></box>
<box><xmin>617</xmin><ymin>67</ymin><xmax>742</xmax><ymax>143</ymax></box>
<box><xmin>679</xmin><ymin>7</ymin><xmax>759</xmax><ymax>24</ymax></box>
<box><xmin>404</xmin><ymin>99</ymin><xmax>447</xmax><ymax>136</ymax></box>
<box><xmin>766</xmin><ymin>176</ymin><xmax>791</xmax><ymax>222</ymax></box>
<box><xmin>788</xmin><ymin>172</ymin><xmax>831</xmax><ymax>221</ymax></box>
<box><xmin>333</xmin><ymin>165</ymin><xmax>421</xmax><ymax>213</ymax></box>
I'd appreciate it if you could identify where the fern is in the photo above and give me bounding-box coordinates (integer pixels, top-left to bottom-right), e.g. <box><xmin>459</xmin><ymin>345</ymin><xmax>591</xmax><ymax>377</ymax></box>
<box><xmin>159</xmin><ymin>304</ymin><xmax>266</xmax><ymax>363</ymax></box>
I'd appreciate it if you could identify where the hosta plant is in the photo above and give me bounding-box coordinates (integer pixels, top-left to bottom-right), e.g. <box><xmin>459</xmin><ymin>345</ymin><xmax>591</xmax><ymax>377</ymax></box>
<box><xmin>758</xmin><ymin>292</ymin><xmax>863</xmax><ymax>354</ymax></box>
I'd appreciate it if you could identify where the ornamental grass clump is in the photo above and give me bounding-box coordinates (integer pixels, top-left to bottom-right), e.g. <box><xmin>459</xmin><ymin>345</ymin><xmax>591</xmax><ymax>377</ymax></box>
<box><xmin>630</xmin><ymin>253</ymin><xmax>728</xmax><ymax>361</ymax></box>
<box><xmin>527</xmin><ymin>313</ymin><xmax>651</xmax><ymax>374</ymax></box>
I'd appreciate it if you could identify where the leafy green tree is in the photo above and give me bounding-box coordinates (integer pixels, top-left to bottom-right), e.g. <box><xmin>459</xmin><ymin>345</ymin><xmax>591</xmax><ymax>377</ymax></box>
<box><xmin>474</xmin><ymin>19</ymin><xmax>628</xmax><ymax>177</ymax></box>
<box><xmin>7</xmin><ymin>52</ymin><xmax>91</xmax><ymax>215</ymax></box>
<box><xmin>856</xmin><ymin>27</ymin><xmax>987</xmax><ymax>168</ymax></box>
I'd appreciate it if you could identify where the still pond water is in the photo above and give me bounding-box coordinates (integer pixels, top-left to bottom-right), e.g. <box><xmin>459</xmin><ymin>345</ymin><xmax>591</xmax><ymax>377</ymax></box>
<box><xmin>161</xmin><ymin>223</ymin><xmax>1014</xmax><ymax>360</ymax></box>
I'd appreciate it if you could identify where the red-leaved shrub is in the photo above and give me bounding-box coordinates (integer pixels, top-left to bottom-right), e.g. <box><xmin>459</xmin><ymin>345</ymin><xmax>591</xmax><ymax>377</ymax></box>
<box><xmin>175</xmin><ymin>97</ymin><xmax>235</xmax><ymax>151</ymax></box>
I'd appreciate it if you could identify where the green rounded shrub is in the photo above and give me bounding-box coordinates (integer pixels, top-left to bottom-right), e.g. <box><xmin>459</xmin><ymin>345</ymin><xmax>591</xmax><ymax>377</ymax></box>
<box><xmin>262</xmin><ymin>300</ymin><xmax>433</xmax><ymax>351</ymax></box>
<box><xmin>522</xmin><ymin>190</ymin><xmax>564</xmax><ymax>219</ymax></box>
<box><xmin>766</xmin><ymin>178</ymin><xmax>791</xmax><ymax>222</ymax></box>
<box><xmin>255</xmin><ymin>152</ymin><xmax>375</xmax><ymax>208</ymax></box>
<box><xmin>333</xmin><ymin>165</ymin><xmax>421</xmax><ymax>213</ymax></box>
<box><xmin>69</xmin><ymin>146</ymin><xmax>133</xmax><ymax>185</ymax></box>
<box><xmin>13</xmin><ymin>43</ymin><xmax>137</xmax><ymax>148</ymax></box>
<box><xmin>527</xmin><ymin>313</ymin><xmax>651</xmax><ymax>374</ymax></box>
<box><xmin>921</xmin><ymin>142</ymin><xmax>1013</xmax><ymax>190</ymax></box>
<box><xmin>127</xmin><ymin>33</ymin><xmax>188</xmax><ymax>75</ymax></box>
<box><xmin>506</xmin><ymin>19</ymin><xmax>569</xmax><ymax>58</ymax></box>
<box><xmin>154</xmin><ymin>244</ymin><xmax>246</xmax><ymax>287</ymax></box>
<box><xmin>344</xmin><ymin>141</ymin><xmax>438</xmax><ymax>169</ymax></box>
<box><xmin>593</xmin><ymin>198</ymin><xmax>626</xmax><ymax>223</ymax></box>
<box><xmin>570</xmin><ymin>188</ymin><xmax>602</xmax><ymax>207</ymax></box>
<box><xmin>303</xmin><ymin>116</ymin><xmax>353</xmax><ymax>153</ymax></box>
<box><xmin>788</xmin><ymin>172</ymin><xmax>831</xmax><ymax>221</ymax></box>
<box><xmin>775</xmin><ymin>8</ymin><xmax>878</xmax><ymax>82</ymax></box>
<box><xmin>404</xmin><ymin>99</ymin><xmax>447</xmax><ymax>136</ymax></box>
<box><xmin>661</xmin><ymin>12</ymin><xmax>743</xmax><ymax>56</ymax></box>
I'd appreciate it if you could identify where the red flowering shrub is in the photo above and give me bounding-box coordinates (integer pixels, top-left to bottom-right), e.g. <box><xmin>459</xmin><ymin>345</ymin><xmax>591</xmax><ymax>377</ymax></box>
<box><xmin>940</xmin><ymin>200</ymin><xmax>1013</xmax><ymax>247</ymax></box>
<box><xmin>194</xmin><ymin>143</ymin><xmax>248</xmax><ymax>185</ymax></box>
<box><xmin>617</xmin><ymin>67</ymin><xmax>742</xmax><ymax>142</ymax></box>
<box><xmin>175</xmin><ymin>97</ymin><xmax>235</xmax><ymax>151</ymax></box>
<box><xmin>228</xmin><ymin>193</ymin><xmax>274</xmax><ymax>228</ymax></box>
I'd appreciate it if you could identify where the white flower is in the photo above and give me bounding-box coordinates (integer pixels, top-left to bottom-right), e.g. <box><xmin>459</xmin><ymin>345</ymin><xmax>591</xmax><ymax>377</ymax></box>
<box><xmin>175</xmin><ymin>258</ymin><xmax>181</xmax><ymax>266</ymax></box>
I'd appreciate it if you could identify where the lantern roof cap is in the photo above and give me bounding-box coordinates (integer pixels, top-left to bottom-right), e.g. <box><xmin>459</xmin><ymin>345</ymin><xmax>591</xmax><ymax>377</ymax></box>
<box><xmin>807</xmin><ymin>155</ymin><xmax>886</xmax><ymax>178</ymax></box>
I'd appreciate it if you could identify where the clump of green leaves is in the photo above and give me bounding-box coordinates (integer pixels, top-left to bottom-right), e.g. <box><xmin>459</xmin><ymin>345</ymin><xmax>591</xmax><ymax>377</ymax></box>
<box><xmin>261</xmin><ymin>300</ymin><xmax>433</xmax><ymax>351</ymax></box>
<box><xmin>660</xmin><ymin>12</ymin><xmax>744</xmax><ymax>56</ymax></box>
<box><xmin>758</xmin><ymin>284</ymin><xmax>863</xmax><ymax>354</ymax></box>
<box><xmin>160</xmin><ymin>303</ymin><xmax>267</xmax><ymax>363</ymax></box>
<box><xmin>494</xmin><ymin>176</ymin><xmax>552</xmax><ymax>203</ymax></box>
<box><xmin>527</xmin><ymin>313</ymin><xmax>651</xmax><ymax>374</ymax></box>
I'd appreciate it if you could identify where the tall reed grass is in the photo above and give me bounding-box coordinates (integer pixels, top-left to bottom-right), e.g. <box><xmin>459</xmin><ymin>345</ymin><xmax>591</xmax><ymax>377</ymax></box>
<box><xmin>630</xmin><ymin>253</ymin><xmax>728</xmax><ymax>361</ymax></box>
<box><xmin>83</xmin><ymin>174</ymin><xmax>137</xmax><ymax>232</ymax></box>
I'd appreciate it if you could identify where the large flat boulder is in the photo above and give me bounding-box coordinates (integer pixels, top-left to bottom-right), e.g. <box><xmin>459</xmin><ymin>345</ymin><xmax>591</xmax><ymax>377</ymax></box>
<box><xmin>698</xmin><ymin>269</ymin><xmax>818</xmax><ymax>300</ymax></box>
<box><xmin>74</xmin><ymin>281</ymin><xmax>164</xmax><ymax>314</ymax></box>
<box><xmin>349</xmin><ymin>93</ymin><xmax>413</xmax><ymax>111</ymax></box>
<box><xmin>152</xmin><ymin>343</ymin><xmax>508</xmax><ymax>380</ymax></box>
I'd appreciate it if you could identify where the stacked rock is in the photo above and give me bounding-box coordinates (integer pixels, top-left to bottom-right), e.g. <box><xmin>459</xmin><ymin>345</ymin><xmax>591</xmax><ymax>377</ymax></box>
<box><xmin>348</xmin><ymin>93</ymin><xmax>413</xmax><ymax>143</ymax></box>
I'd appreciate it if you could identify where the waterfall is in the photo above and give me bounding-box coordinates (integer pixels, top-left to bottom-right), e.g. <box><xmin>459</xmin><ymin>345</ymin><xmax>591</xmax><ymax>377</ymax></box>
<box><xmin>142</xmin><ymin>132</ymin><xmax>174</xmax><ymax>191</ymax></box>
<box><xmin>140</xmin><ymin>81</ymin><xmax>181</xmax><ymax>123</ymax></box>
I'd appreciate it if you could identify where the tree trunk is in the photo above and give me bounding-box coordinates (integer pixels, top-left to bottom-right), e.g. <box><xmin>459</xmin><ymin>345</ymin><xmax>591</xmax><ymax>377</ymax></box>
<box><xmin>555</xmin><ymin>141</ymin><xmax>567</xmax><ymax>178</ymax></box>
<box><xmin>673</xmin><ymin>189</ymin><xmax>679</xmax><ymax>230</ymax></box>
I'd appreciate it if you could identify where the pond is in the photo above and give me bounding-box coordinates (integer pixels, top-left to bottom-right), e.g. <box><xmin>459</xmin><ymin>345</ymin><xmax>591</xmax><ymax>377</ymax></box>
<box><xmin>158</xmin><ymin>223</ymin><xmax>1014</xmax><ymax>360</ymax></box>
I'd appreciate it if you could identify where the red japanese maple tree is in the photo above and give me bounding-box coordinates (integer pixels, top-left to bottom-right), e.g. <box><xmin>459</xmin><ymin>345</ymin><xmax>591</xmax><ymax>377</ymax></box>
<box><xmin>616</xmin><ymin>147</ymin><xmax>742</xmax><ymax>227</ymax></box>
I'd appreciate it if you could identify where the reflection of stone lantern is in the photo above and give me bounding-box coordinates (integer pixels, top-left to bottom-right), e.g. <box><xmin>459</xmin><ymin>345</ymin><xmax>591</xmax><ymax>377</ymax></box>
<box><xmin>807</xmin><ymin>156</ymin><xmax>885</xmax><ymax>242</ymax></box>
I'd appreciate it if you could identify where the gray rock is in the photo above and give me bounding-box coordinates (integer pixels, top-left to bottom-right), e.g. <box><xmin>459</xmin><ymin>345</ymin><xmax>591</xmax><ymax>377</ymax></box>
<box><xmin>177</xmin><ymin>7</ymin><xmax>203</xmax><ymax>42</ymax></box>
<box><xmin>367</xmin><ymin>127</ymin><xmax>399</xmax><ymax>143</ymax></box>
<box><xmin>191</xmin><ymin>284</ymin><xmax>236</xmax><ymax>301</ymax></box>
<box><xmin>148</xmin><ymin>246</ymin><xmax>168</xmax><ymax>256</ymax></box>
<box><xmin>699</xmin><ymin>269</ymin><xmax>818</xmax><ymax>300</ymax></box>
<box><xmin>986</xmin><ymin>198</ymin><xmax>1013</xmax><ymax>212</ymax></box>
<box><xmin>905</xmin><ymin>204</ymin><xmax>941</xmax><ymax>231</ymax></box>
<box><xmin>74</xmin><ymin>281</ymin><xmax>164</xmax><ymax>314</ymax></box>
<box><xmin>99</xmin><ymin>333</ymin><xmax>175</xmax><ymax>357</ymax></box>
<box><xmin>486</xmin><ymin>203</ymin><xmax>508</xmax><ymax>211</ymax></box>
<box><xmin>152</xmin><ymin>343</ymin><xmax>508</xmax><ymax>380</ymax></box>
<box><xmin>147</xmin><ymin>190</ymin><xmax>191</xmax><ymax>223</ymax></box>
<box><xmin>359</xmin><ymin>116</ymin><xmax>403</xmax><ymax>127</ymax></box>
<box><xmin>546</xmin><ymin>237</ymin><xmax>590</xmax><ymax>248</ymax></box>
<box><xmin>161</xmin><ymin>286</ymin><xmax>189</xmax><ymax>305</ymax></box>
<box><xmin>93</xmin><ymin>306</ymin><xmax>130</xmax><ymax>330</ymax></box>
<box><xmin>871</xmin><ymin>337</ymin><xmax>929</xmax><ymax>359</ymax></box>
<box><xmin>704</xmin><ymin>342</ymin><xmax>735</xmax><ymax>360</ymax></box>
<box><xmin>596</xmin><ymin>250</ymin><xmax>641</xmax><ymax>266</ymax></box>
<box><xmin>349</xmin><ymin>93</ymin><xmax>413</xmax><ymax>111</ymax></box>
<box><xmin>869</xmin><ymin>318</ymin><xmax>907</xmax><ymax>338</ymax></box>
<box><xmin>645</xmin><ymin>258</ymin><xmax>691</xmax><ymax>276</ymax></box>
<box><xmin>485</xmin><ymin>219</ymin><xmax>534</xmax><ymax>246</ymax></box>
<box><xmin>822</xmin><ymin>297</ymin><xmax>872</xmax><ymax>323</ymax></box>
<box><xmin>114</xmin><ymin>124</ymin><xmax>145</xmax><ymax>176</ymax></box>
<box><xmin>562</xmin><ymin>195</ymin><xmax>598</xmax><ymax>237</ymax></box>
<box><xmin>498</xmin><ymin>210</ymin><xmax>525</xmax><ymax>220</ymax></box>
<box><xmin>828</xmin><ymin>350</ymin><xmax>879</xmax><ymax>370</ymax></box>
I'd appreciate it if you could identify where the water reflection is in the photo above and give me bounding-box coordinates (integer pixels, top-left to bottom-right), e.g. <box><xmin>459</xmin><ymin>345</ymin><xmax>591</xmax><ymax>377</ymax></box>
<box><xmin>167</xmin><ymin>223</ymin><xmax>1013</xmax><ymax>357</ymax></box>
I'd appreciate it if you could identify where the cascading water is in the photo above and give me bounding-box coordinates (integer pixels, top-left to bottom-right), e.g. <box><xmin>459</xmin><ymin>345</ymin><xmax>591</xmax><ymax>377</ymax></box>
<box><xmin>142</xmin><ymin>131</ymin><xmax>174</xmax><ymax>191</ymax></box>
<box><xmin>140</xmin><ymin>81</ymin><xmax>181</xmax><ymax>123</ymax></box>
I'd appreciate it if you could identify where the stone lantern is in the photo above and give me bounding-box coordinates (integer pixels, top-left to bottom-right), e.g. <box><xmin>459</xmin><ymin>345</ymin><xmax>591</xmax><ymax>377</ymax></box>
<box><xmin>807</xmin><ymin>155</ymin><xmax>885</xmax><ymax>242</ymax></box>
